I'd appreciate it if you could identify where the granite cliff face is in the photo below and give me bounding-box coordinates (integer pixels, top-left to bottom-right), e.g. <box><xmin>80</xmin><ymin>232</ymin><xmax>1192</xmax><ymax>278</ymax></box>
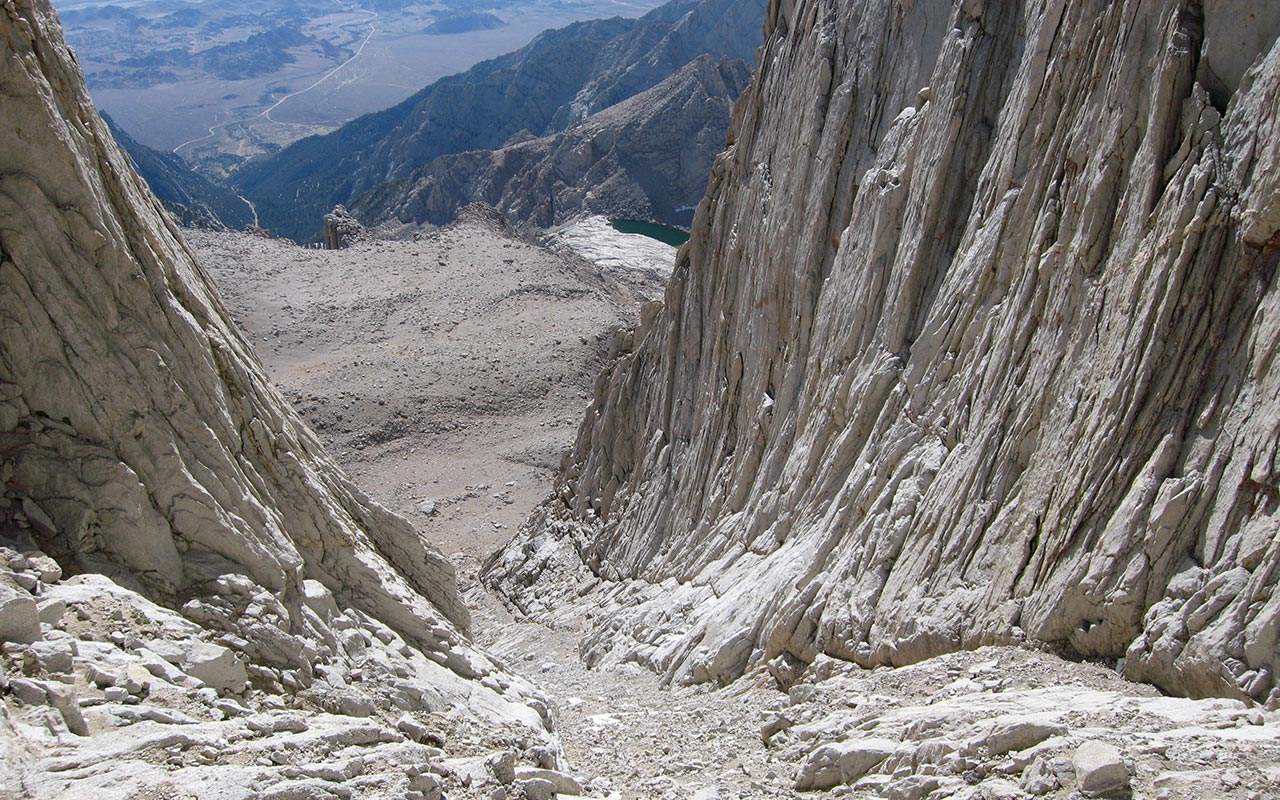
<box><xmin>488</xmin><ymin>0</ymin><xmax>1280</xmax><ymax>707</ymax></box>
<box><xmin>1</xmin><ymin>2</ymin><xmax>548</xmax><ymax>792</ymax></box>
<box><xmin>352</xmin><ymin>55</ymin><xmax>752</xmax><ymax>230</ymax></box>
<box><xmin>1</xmin><ymin>0</ymin><xmax>467</xmax><ymax>650</ymax></box>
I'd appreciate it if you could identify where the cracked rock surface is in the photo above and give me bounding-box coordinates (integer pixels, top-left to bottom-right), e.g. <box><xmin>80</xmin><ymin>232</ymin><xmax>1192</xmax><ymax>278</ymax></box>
<box><xmin>0</xmin><ymin>0</ymin><xmax>558</xmax><ymax>795</ymax></box>
<box><xmin>487</xmin><ymin>0</ymin><xmax>1280</xmax><ymax>706</ymax></box>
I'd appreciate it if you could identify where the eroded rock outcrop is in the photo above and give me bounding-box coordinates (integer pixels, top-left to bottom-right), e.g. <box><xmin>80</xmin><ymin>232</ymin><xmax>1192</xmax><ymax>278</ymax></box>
<box><xmin>488</xmin><ymin>0</ymin><xmax>1280</xmax><ymax>707</ymax></box>
<box><xmin>0</xmin><ymin>1</ymin><xmax>551</xmax><ymax>793</ymax></box>
<box><xmin>322</xmin><ymin>204</ymin><xmax>365</xmax><ymax>250</ymax></box>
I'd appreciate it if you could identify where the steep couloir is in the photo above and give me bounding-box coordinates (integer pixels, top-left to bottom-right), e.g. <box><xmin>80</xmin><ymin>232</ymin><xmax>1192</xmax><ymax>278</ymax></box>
<box><xmin>487</xmin><ymin>0</ymin><xmax>1280</xmax><ymax>707</ymax></box>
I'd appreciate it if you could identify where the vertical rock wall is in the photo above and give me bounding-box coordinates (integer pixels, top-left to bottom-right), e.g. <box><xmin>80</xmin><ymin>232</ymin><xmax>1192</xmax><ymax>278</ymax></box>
<box><xmin>488</xmin><ymin>0</ymin><xmax>1280</xmax><ymax>705</ymax></box>
<box><xmin>0</xmin><ymin>0</ymin><xmax>468</xmax><ymax>670</ymax></box>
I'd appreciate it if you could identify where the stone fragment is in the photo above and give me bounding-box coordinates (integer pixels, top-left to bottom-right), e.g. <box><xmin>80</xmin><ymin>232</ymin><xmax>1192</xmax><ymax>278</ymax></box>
<box><xmin>301</xmin><ymin>580</ymin><xmax>340</xmax><ymax>620</ymax></box>
<box><xmin>521</xmin><ymin>778</ymin><xmax>556</xmax><ymax>800</ymax></box>
<box><xmin>85</xmin><ymin>663</ymin><xmax>117</xmax><ymax>689</ymax></box>
<box><xmin>25</xmin><ymin>553</ymin><xmax>61</xmax><ymax>583</ymax></box>
<box><xmin>513</xmin><ymin>766</ymin><xmax>581</xmax><ymax>795</ymax></box>
<box><xmin>179</xmin><ymin>642</ymin><xmax>247</xmax><ymax>693</ymax></box>
<box><xmin>1020</xmin><ymin>757</ymin><xmax>1060</xmax><ymax>795</ymax></box>
<box><xmin>0</xmin><ymin>583</ymin><xmax>39</xmax><ymax>644</ymax></box>
<box><xmin>136</xmin><ymin>647</ymin><xmax>189</xmax><ymax>684</ymax></box>
<box><xmin>486</xmin><ymin>750</ymin><xmax>516</xmax><ymax>784</ymax></box>
<box><xmin>22</xmin><ymin>639</ymin><xmax>74</xmax><ymax>675</ymax></box>
<box><xmin>396</xmin><ymin>714</ymin><xmax>430</xmax><ymax>742</ymax></box>
<box><xmin>112</xmin><ymin>705</ymin><xmax>198</xmax><ymax>725</ymax></box>
<box><xmin>35</xmin><ymin>598</ymin><xmax>65</xmax><ymax>626</ymax></box>
<box><xmin>49</xmin><ymin>685</ymin><xmax>89</xmax><ymax>735</ymax></box>
<box><xmin>333</xmin><ymin>691</ymin><xmax>375</xmax><ymax>717</ymax></box>
<box><xmin>215</xmin><ymin>697</ymin><xmax>252</xmax><ymax>718</ymax></box>
<box><xmin>9</xmin><ymin>677</ymin><xmax>49</xmax><ymax>706</ymax></box>
<box><xmin>986</xmin><ymin>719</ymin><xmax>1067</xmax><ymax>756</ymax></box>
<box><xmin>407</xmin><ymin>770</ymin><xmax>441</xmax><ymax>800</ymax></box>
<box><xmin>444</xmin><ymin>648</ymin><xmax>489</xmax><ymax>679</ymax></box>
<box><xmin>794</xmin><ymin>738</ymin><xmax>898</xmax><ymax>790</ymax></box>
<box><xmin>10</xmin><ymin>677</ymin><xmax>87</xmax><ymax>735</ymax></box>
<box><xmin>883</xmin><ymin>775</ymin><xmax>941</xmax><ymax>800</ymax></box>
<box><xmin>121</xmin><ymin>664</ymin><xmax>152</xmax><ymax>695</ymax></box>
<box><xmin>1072</xmin><ymin>741</ymin><xmax>1129</xmax><ymax>797</ymax></box>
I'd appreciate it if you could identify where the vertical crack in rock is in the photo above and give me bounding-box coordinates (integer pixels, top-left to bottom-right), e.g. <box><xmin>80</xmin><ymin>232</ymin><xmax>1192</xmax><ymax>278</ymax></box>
<box><xmin>487</xmin><ymin>0</ymin><xmax>1280</xmax><ymax>705</ymax></box>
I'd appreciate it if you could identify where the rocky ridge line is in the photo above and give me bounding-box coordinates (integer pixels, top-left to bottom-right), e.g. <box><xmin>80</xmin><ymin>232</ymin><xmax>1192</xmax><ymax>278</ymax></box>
<box><xmin>351</xmin><ymin>55</ymin><xmax>752</xmax><ymax>230</ymax></box>
<box><xmin>231</xmin><ymin>0</ymin><xmax>766</xmax><ymax>241</ymax></box>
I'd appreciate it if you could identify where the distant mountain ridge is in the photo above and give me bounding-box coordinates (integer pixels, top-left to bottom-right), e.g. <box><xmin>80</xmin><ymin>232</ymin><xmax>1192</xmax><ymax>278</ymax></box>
<box><xmin>352</xmin><ymin>55</ymin><xmax>752</xmax><ymax>229</ymax></box>
<box><xmin>231</xmin><ymin>0</ymin><xmax>765</xmax><ymax>241</ymax></box>
<box><xmin>104</xmin><ymin>114</ymin><xmax>255</xmax><ymax>231</ymax></box>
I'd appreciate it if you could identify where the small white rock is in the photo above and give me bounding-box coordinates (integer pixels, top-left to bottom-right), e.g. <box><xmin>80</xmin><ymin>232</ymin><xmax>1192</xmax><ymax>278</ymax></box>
<box><xmin>1072</xmin><ymin>740</ymin><xmax>1129</xmax><ymax>797</ymax></box>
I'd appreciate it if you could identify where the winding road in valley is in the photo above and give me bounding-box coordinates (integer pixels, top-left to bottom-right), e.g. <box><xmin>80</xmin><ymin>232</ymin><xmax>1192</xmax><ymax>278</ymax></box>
<box><xmin>172</xmin><ymin>4</ymin><xmax>379</xmax><ymax>157</ymax></box>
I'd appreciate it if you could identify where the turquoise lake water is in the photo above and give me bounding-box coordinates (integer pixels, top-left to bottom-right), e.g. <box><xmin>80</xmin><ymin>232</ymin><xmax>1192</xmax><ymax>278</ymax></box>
<box><xmin>609</xmin><ymin>218</ymin><xmax>690</xmax><ymax>247</ymax></box>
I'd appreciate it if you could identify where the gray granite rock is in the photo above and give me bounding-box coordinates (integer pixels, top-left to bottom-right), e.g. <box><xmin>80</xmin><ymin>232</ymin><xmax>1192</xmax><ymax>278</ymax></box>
<box><xmin>487</xmin><ymin>0</ymin><xmax>1280</xmax><ymax>708</ymax></box>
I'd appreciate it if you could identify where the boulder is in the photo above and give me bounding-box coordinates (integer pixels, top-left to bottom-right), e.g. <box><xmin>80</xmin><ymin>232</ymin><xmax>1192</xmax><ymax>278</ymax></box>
<box><xmin>521</xmin><ymin>778</ymin><xmax>556</xmax><ymax>800</ymax></box>
<box><xmin>1072</xmin><ymin>741</ymin><xmax>1129</xmax><ymax>798</ymax></box>
<box><xmin>985</xmin><ymin>719</ymin><xmax>1067</xmax><ymax>756</ymax></box>
<box><xmin>0</xmin><ymin>583</ymin><xmax>39</xmax><ymax>644</ymax></box>
<box><xmin>22</xmin><ymin>639</ymin><xmax>74</xmax><ymax>676</ymax></box>
<box><xmin>794</xmin><ymin>738</ymin><xmax>898</xmax><ymax>790</ymax></box>
<box><xmin>513</xmin><ymin>767</ymin><xmax>581</xmax><ymax>795</ymax></box>
<box><xmin>180</xmin><ymin>642</ymin><xmax>247</xmax><ymax>693</ymax></box>
<box><xmin>35</xmin><ymin>598</ymin><xmax>65</xmax><ymax>626</ymax></box>
<box><xmin>322</xmin><ymin>205</ymin><xmax>365</xmax><ymax>250</ymax></box>
<box><xmin>302</xmin><ymin>580</ymin><xmax>340</xmax><ymax>621</ymax></box>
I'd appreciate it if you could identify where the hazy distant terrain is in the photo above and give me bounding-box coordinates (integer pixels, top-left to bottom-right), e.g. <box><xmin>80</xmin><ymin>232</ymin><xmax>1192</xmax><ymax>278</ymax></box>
<box><xmin>59</xmin><ymin>0</ymin><xmax>667</xmax><ymax>172</ymax></box>
<box><xmin>104</xmin><ymin>113</ymin><xmax>257</xmax><ymax>231</ymax></box>
<box><xmin>233</xmin><ymin>0</ymin><xmax>764</xmax><ymax>241</ymax></box>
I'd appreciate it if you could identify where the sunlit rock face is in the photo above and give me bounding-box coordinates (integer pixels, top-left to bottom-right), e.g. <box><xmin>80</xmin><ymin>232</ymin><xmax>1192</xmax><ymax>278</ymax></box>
<box><xmin>0</xmin><ymin>0</ymin><xmax>548</xmax><ymax>748</ymax></box>
<box><xmin>487</xmin><ymin>0</ymin><xmax>1280</xmax><ymax>706</ymax></box>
